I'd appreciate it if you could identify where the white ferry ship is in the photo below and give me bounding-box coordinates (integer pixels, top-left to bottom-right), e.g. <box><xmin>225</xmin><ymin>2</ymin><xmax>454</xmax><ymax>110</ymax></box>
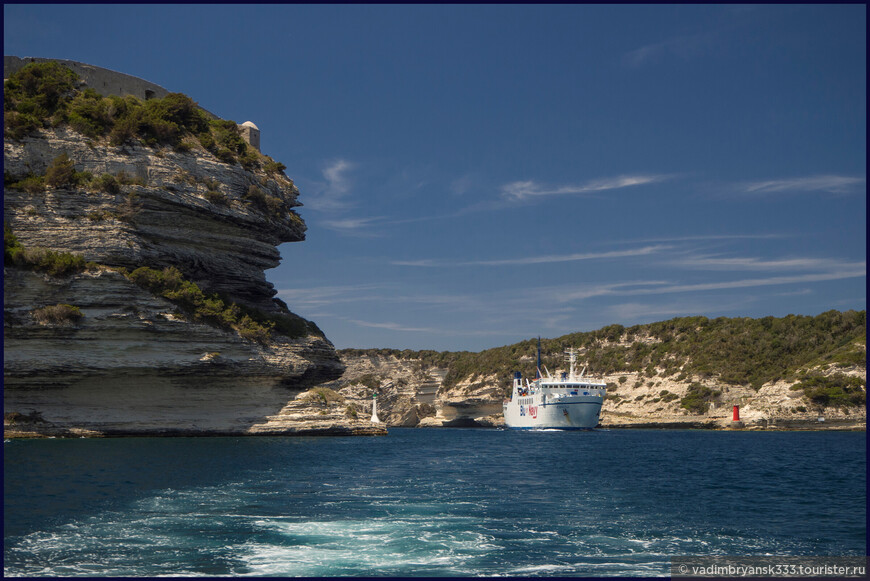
<box><xmin>503</xmin><ymin>346</ymin><xmax>606</xmax><ymax>430</ymax></box>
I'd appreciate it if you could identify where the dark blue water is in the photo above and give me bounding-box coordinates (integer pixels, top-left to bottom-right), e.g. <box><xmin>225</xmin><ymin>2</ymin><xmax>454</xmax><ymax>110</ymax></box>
<box><xmin>4</xmin><ymin>429</ymin><xmax>866</xmax><ymax>576</ymax></box>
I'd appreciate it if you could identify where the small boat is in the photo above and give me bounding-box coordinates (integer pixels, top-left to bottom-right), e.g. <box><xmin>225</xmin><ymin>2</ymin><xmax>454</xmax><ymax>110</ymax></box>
<box><xmin>503</xmin><ymin>342</ymin><xmax>606</xmax><ymax>430</ymax></box>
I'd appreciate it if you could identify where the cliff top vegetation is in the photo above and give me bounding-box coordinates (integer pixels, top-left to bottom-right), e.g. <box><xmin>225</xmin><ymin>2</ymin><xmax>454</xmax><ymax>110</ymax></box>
<box><xmin>341</xmin><ymin>311</ymin><xmax>866</xmax><ymax>399</ymax></box>
<box><xmin>4</xmin><ymin>60</ymin><xmax>287</xmax><ymax>174</ymax></box>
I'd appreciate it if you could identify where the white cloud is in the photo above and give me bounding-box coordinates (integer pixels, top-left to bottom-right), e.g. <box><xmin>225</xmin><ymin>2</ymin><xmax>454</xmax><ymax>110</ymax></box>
<box><xmin>623</xmin><ymin>30</ymin><xmax>721</xmax><ymax>67</ymax></box>
<box><xmin>523</xmin><ymin>263</ymin><xmax>865</xmax><ymax>304</ymax></box>
<box><xmin>501</xmin><ymin>174</ymin><xmax>671</xmax><ymax>201</ymax></box>
<box><xmin>740</xmin><ymin>175</ymin><xmax>865</xmax><ymax>195</ymax></box>
<box><xmin>348</xmin><ymin>319</ymin><xmax>441</xmax><ymax>333</ymax></box>
<box><xmin>619</xmin><ymin>269</ymin><xmax>866</xmax><ymax>296</ymax></box>
<box><xmin>392</xmin><ymin>245</ymin><xmax>669</xmax><ymax>267</ymax></box>
<box><xmin>319</xmin><ymin>216</ymin><xmax>386</xmax><ymax>235</ymax></box>
<box><xmin>620</xmin><ymin>233</ymin><xmax>788</xmax><ymax>244</ymax></box>
<box><xmin>304</xmin><ymin>159</ymin><xmax>357</xmax><ymax>211</ymax></box>
<box><xmin>670</xmin><ymin>255</ymin><xmax>865</xmax><ymax>272</ymax></box>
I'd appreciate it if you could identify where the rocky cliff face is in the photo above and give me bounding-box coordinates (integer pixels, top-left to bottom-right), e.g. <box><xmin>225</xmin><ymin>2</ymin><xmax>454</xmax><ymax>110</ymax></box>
<box><xmin>324</xmin><ymin>343</ymin><xmax>866</xmax><ymax>431</ymax></box>
<box><xmin>4</xmin><ymin>124</ymin><xmax>384</xmax><ymax>437</ymax></box>
<box><xmin>4</xmin><ymin>127</ymin><xmax>299</xmax><ymax>310</ymax></box>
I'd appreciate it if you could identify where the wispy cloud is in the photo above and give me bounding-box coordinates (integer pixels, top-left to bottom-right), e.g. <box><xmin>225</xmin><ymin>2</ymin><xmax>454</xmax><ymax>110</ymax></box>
<box><xmin>615</xmin><ymin>233</ymin><xmax>789</xmax><ymax>244</ymax></box>
<box><xmin>346</xmin><ymin>318</ymin><xmax>509</xmax><ymax>337</ymax></box>
<box><xmin>617</xmin><ymin>269</ymin><xmax>866</xmax><ymax>297</ymax></box>
<box><xmin>670</xmin><ymin>255</ymin><xmax>866</xmax><ymax>272</ymax></box>
<box><xmin>319</xmin><ymin>216</ymin><xmax>388</xmax><ymax>236</ymax></box>
<box><xmin>623</xmin><ymin>30</ymin><xmax>721</xmax><ymax>67</ymax></box>
<box><xmin>304</xmin><ymin>159</ymin><xmax>357</xmax><ymax>211</ymax></box>
<box><xmin>277</xmin><ymin>284</ymin><xmax>389</xmax><ymax>309</ymax></box>
<box><xmin>501</xmin><ymin>174</ymin><xmax>671</xmax><ymax>201</ymax></box>
<box><xmin>740</xmin><ymin>175</ymin><xmax>865</xmax><ymax>195</ymax></box>
<box><xmin>525</xmin><ymin>263</ymin><xmax>865</xmax><ymax>304</ymax></box>
<box><xmin>391</xmin><ymin>245</ymin><xmax>669</xmax><ymax>267</ymax></box>
<box><xmin>348</xmin><ymin>319</ymin><xmax>441</xmax><ymax>333</ymax></box>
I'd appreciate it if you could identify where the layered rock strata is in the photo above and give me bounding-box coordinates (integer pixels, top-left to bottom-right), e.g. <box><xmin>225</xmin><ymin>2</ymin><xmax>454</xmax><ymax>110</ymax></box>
<box><xmin>4</xmin><ymin>98</ymin><xmax>385</xmax><ymax>437</ymax></box>
<box><xmin>4</xmin><ymin>128</ymin><xmax>298</xmax><ymax>309</ymax></box>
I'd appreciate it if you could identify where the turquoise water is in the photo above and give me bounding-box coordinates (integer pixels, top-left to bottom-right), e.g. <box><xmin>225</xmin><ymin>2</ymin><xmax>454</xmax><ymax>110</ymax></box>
<box><xmin>4</xmin><ymin>429</ymin><xmax>866</xmax><ymax>576</ymax></box>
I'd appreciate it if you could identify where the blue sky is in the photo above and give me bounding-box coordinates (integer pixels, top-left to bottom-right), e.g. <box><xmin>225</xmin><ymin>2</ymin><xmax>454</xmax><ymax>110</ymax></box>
<box><xmin>5</xmin><ymin>4</ymin><xmax>866</xmax><ymax>352</ymax></box>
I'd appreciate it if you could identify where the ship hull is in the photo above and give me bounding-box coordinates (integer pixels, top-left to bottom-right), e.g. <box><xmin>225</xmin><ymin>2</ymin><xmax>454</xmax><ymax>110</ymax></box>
<box><xmin>503</xmin><ymin>396</ymin><xmax>602</xmax><ymax>430</ymax></box>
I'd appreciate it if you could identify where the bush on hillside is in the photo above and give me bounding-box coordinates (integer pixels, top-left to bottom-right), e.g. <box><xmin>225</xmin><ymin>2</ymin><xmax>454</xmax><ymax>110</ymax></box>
<box><xmin>31</xmin><ymin>304</ymin><xmax>83</xmax><ymax>325</ymax></box>
<box><xmin>790</xmin><ymin>373</ymin><xmax>866</xmax><ymax>408</ymax></box>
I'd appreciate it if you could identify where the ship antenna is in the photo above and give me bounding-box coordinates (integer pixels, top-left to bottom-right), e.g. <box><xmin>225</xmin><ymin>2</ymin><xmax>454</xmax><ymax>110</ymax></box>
<box><xmin>565</xmin><ymin>348</ymin><xmax>578</xmax><ymax>379</ymax></box>
<box><xmin>536</xmin><ymin>336</ymin><xmax>542</xmax><ymax>379</ymax></box>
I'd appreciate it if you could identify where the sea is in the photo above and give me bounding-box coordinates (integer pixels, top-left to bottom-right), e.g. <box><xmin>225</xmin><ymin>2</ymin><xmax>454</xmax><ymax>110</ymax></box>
<box><xmin>3</xmin><ymin>428</ymin><xmax>866</xmax><ymax>577</ymax></box>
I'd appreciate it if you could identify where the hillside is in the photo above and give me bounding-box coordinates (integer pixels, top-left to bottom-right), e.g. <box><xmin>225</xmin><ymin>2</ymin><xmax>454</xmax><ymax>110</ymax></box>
<box><xmin>331</xmin><ymin>311</ymin><xmax>866</xmax><ymax>429</ymax></box>
<box><xmin>3</xmin><ymin>58</ymin><xmax>385</xmax><ymax>437</ymax></box>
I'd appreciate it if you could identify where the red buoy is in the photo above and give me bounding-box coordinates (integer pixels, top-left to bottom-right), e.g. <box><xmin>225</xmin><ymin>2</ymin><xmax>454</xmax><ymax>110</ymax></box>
<box><xmin>733</xmin><ymin>405</ymin><xmax>740</xmax><ymax>421</ymax></box>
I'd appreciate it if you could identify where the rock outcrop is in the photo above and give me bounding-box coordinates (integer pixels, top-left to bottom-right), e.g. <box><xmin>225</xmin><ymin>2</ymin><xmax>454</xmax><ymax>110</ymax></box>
<box><xmin>4</xmin><ymin>127</ymin><xmax>299</xmax><ymax>310</ymax></box>
<box><xmin>3</xmin><ymin>61</ymin><xmax>385</xmax><ymax>437</ymax></box>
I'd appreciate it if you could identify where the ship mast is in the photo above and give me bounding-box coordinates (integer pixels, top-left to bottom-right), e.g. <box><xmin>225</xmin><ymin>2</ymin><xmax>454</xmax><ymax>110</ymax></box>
<box><xmin>566</xmin><ymin>348</ymin><xmax>577</xmax><ymax>380</ymax></box>
<box><xmin>565</xmin><ymin>348</ymin><xmax>586</xmax><ymax>380</ymax></box>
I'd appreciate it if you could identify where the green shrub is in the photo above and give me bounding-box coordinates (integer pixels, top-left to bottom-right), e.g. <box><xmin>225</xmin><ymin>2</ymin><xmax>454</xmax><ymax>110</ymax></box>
<box><xmin>4</xmin><ymin>110</ymin><xmax>42</xmax><ymax>140</ymax></box>
<box><xmin>116</xmin><ymin>171</ymin><xmax>145</xmax><ymax>186</ymax></box>
<box><xmin>244</xmin><ymin>185</ymin><xmax>286</xmax><ymax>218</ymax></box>
<box><xmin>4</xmin><ymin>228</ymin><xmax>88</xmax><ymax>276</ymax></box>
<box><xmin>45</xmin><ymin>153</ymin><xmax>76</xmax><ymax>187</ymax></box>
<box><xmin>26</xmin><ymin>247</ymin><xmax>88</xmax><ymax>276</ymax></box>
<box><xmin>67</xmin><ymin>89</ymin><xmax>112</xmax><ymax>138</ymax></box>
<box><xmin>4</xmin><ymin>225</ymin><xmax>26</xmax><ymax>263</ymax></box>
<box><xmin>215</xmin><ymin>149</ymin><xmax>236</xmax><ymax>164</ymax></box>
<box><xmin>4</xmin><ymin>61</ymin><xmax>79</xmax><ymax>128</ymax></box>
<box><xmin>92</xmin><ymin>173</ymin><xmax>120</xmax><ymax>194</ymax></box>
<box><xmin>236</xmin><ymin>315</ymin><xmax>273</xmax><ymax>343</ymax></box>
<box><xmin>31</xmin><ymin>303</ymin><xmax>83</xmax><ymax>325</ymax></box>
<box><xmin>211</xmin><ymin>119</ymin><xmax>247</xmax><ymax>154</ymax></box>
<box><xmin>239</xmin><ymin>147</ymin><xmax>260</xmax><ymax>171</ymax></box>
<box><xmin>109</xmin><ymin>113</ymin><xmax>139</xmax><ymax>146</ymax></box>
<box><xmin>303</xmin><ymin>387</ymin><xmax>345</xmax><ymax>406</ymax></box>
<box><xmin>679</xmin><ymin>383</ymin><xmax>716</xmax><ymax>414</ymax></box>
<box><xmin>197</xmin><ymin>131</ymin><xmax>216</xmax><ymax>153</ymax></box>
<box><xmin>204</xmin><ymin>190</ymin><xmax>228</xmax><ymax>205</ymax></box>
<box><xmin>791</xmin><ymin>373</ymin><xmax>865</xmax><ymax>408</ymax></box>
<box><xmin>87</xmin><ymin>210</ymin><xmax>111</xmax><ymax>221</ymax></box>
<box><xmin>355</xmin><ymin>374</ymin><xmax>382</xmax><ymax>391</ymax></box>
<box><xmin>125</xmin><ymin>266</ymin><xmax>279</xmax><ymax>344</ymax></box>
<box><xmin>8</xmin><ymin>174</ymin><xmax>46</xmax><ymax>193</ymax></box>
<box><xmin>263</xmin><ymin>159</ymin><xmax>287</xmax><ymax>174</ymax></box>
<box><xmin>659</xmin><ymin>390</ymin><xmax>679</xmax><ymax>403</ymax></box>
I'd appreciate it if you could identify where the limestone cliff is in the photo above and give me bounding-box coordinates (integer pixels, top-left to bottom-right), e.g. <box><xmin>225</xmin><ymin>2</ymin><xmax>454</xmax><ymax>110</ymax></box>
<box><xmin>3</xmin><ymin>60</ymin><xmax>385</xmax><ymax>437</ymax></box>
<box><xmin>4</xmin><ymin>127</ymin><xmax>298</xmax><ymax>310</ymax></box>
<box><xmin>325</xmin><ymin>315</ymin><xmax>866</xmax><ymax>431</ymax></box>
